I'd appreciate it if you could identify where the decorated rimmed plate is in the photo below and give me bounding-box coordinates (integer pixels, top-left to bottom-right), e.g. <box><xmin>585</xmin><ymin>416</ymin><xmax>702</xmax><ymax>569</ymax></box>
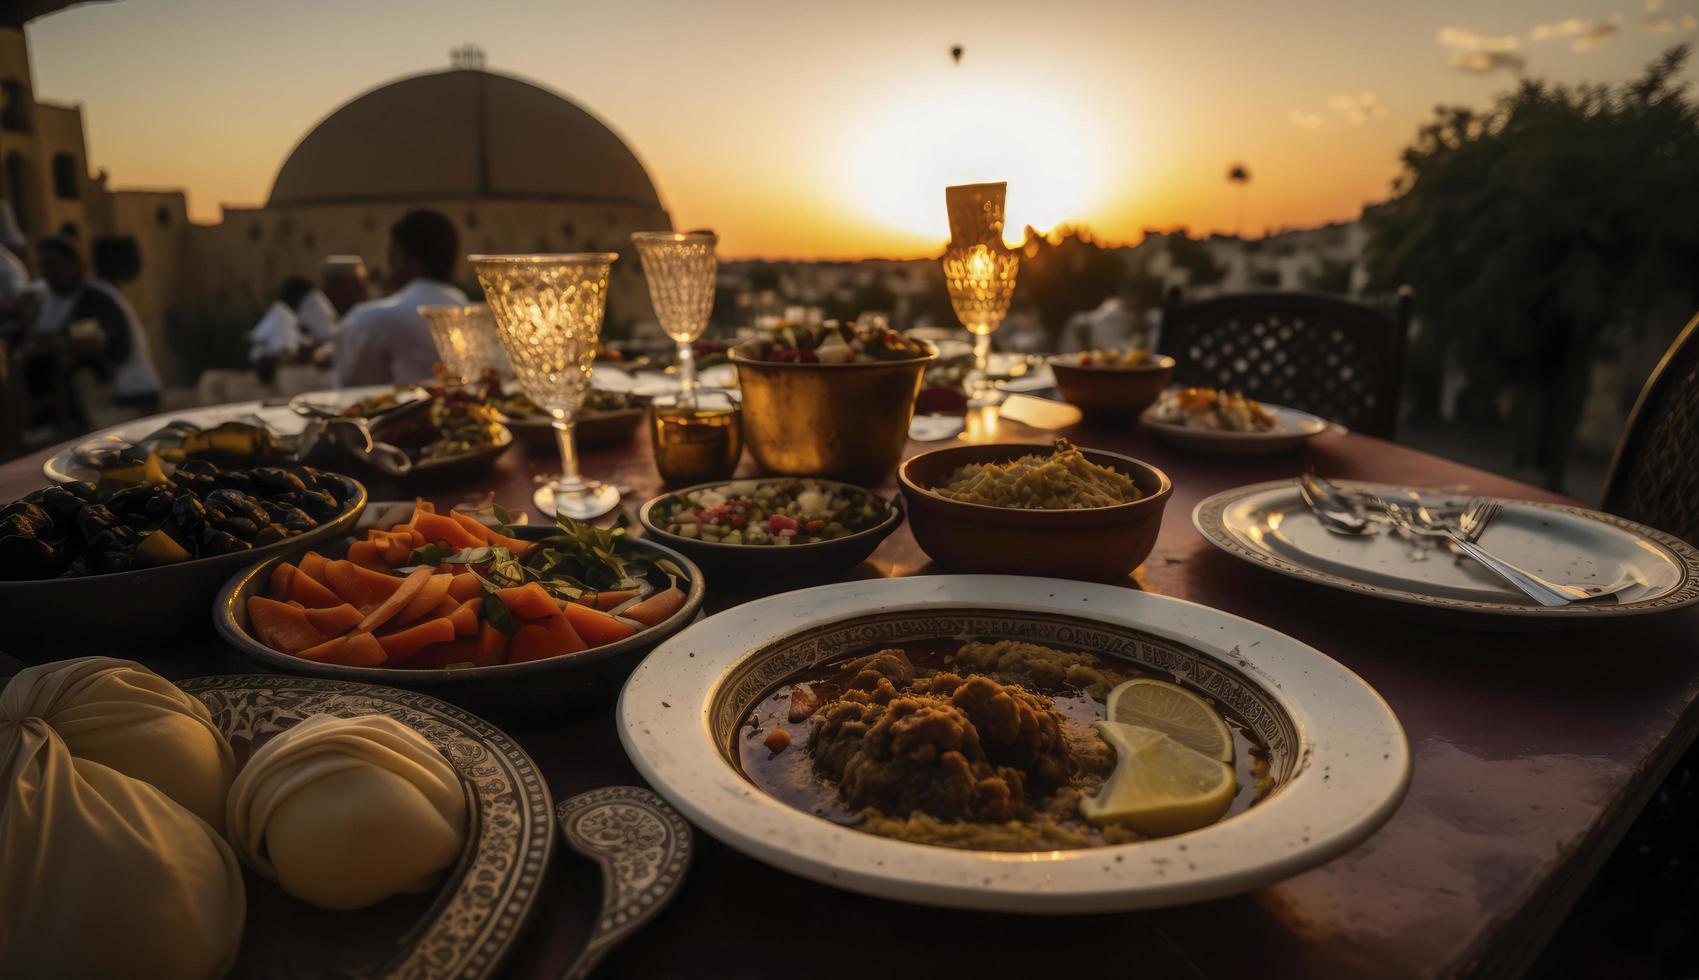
<box><xmin>1194</xmin><ymin>480</ymin><xmax>1699</xmax><ymax>621</ymax></box>
<box><xmin>617</xmin><ymin>575</ymin><xmax>1409</xmax><ymax>913</ymax></box>
<box><xmin>1139</xmin><ymin>402</ymin><xmax>1328</xmax><ymax>455</ymax></box>
<box><xmin>41</xmin><ymin>385</ymin><xmax>411</xmax><ymax>483</ymax></box>
<box><xmin>180</xmin><ymin>674</ymin><xmax>552</xmax><ymax>979</ymax></box>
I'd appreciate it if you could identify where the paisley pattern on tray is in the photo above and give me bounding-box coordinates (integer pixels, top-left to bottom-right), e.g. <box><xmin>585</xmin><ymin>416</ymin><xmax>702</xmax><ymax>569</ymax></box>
<box><xmin>181</xmin><ymin>675</ymin><xmax>553</xmax><ymax>980</ymax></box>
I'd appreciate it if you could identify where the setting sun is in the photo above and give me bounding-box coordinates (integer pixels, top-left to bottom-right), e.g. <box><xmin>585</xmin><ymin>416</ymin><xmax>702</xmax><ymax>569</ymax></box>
<box><xmin>841</xmin><ymin>73</ymin><xmax>1112</xmax><ymax>248</ymax></box>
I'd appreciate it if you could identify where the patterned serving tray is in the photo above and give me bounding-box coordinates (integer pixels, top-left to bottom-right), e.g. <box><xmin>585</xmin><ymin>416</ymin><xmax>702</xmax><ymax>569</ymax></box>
<box><xmin>182</xmin><ymin>675</ymin><xmax>553</xmax><ymax>979</ymax></box>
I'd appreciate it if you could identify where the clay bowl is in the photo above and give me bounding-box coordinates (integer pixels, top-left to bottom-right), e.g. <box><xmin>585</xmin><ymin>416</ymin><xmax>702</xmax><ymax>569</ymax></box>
<box><xmin>898</xmin><ymin>443</ymin><xmax>1171</xmax><ymax>582</ymax></box>
<box><xmin>1048</xmin><ymin>354</ymin><xmax>1176</xmax><ymax>421</ymax></box>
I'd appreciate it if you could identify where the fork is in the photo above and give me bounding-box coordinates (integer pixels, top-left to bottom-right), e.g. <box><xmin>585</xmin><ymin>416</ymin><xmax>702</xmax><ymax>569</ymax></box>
<box><xmin>1385</xmin><ymin>498</ymin><xmax>1623</xmax><ymax>607</ymax></box>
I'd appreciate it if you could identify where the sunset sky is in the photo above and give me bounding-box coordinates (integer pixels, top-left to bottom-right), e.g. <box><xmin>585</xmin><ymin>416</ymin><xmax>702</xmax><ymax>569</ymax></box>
<box><xmin>27</xmin><ymin>0</ymin><xmax>1699</xmax><ymax>259</ymax></box>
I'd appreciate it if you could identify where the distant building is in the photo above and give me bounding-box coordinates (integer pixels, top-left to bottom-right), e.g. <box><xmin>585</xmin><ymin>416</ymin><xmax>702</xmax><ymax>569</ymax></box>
<box><xmin>0</xmin><ymin>23</ymin><xmax>670</xmax><ymax>384</ymax></box>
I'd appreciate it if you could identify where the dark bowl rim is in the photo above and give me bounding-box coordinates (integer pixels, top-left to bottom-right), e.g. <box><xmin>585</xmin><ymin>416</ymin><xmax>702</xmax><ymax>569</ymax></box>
<box><xmin>1047</xmin><ymin>353</ymin><xmax>1177</xmax><ymax>373</ymax></box>
<box><xmin>213</xmin><ymin>524</ymin><xmax>705</xmax><ymax>682</ymax></box>
<box><xmin>898</xmin><ymin>443</ymin><xmax>1174</xmax><ymax>518</ymax></box>
<box><xmin>0</xmin><ymin>475</ymin><xmax>370</xmax><ymax>588</ymax></box>
<box><xmin>728</xmin><ymin>341</ymin><xmax>939</xmax><ymax>370</ymax></box>
<box><xmin>637</xmin><ymin>477</ymin><xmax>904</xmax><ymax>554</ymax></box>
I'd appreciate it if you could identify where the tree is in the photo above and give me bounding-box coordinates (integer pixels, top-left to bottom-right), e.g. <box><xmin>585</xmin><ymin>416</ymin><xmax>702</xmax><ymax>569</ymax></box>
<box><xmin>1012</xmin><ymin>226</ymin><xmax>1125</xmax><ymax>346</ymax></box>
<box><xmin>1366</xmin><ymin>46</ymin><xmax>1699</xmax><ymax>488</ymax></box>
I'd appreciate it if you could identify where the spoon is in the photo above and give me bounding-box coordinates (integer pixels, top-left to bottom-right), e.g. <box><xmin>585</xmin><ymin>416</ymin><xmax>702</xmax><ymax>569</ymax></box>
<box><xmin>555</xmin><ymin>786</ymin><xmax>694</xmax><ymax>980</ymax></box>
<box><xmin>1297</xmin><ymin>472</ymin><xmax>1370</xmax><ymax>535</ymax></box>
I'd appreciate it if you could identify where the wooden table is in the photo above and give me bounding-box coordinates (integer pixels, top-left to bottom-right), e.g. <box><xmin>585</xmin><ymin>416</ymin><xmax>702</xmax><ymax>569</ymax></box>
<box><xmin>3</xmin><ymin>414</ymin><xmax>1695</xmax><ymax>980</ymax></box>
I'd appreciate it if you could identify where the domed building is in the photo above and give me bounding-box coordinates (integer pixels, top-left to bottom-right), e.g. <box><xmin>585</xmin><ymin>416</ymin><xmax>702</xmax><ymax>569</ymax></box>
<box><xmin>190</xmin><ymin>54</ymin><xmax>672</xmax><ymax>350</ymax></box>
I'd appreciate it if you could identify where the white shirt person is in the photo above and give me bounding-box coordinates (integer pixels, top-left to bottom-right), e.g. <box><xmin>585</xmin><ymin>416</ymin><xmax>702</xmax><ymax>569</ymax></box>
<box><xmin>333</xmin><ymin>278</ymin><xmax>466</xmax><ymax>386</ymax></box>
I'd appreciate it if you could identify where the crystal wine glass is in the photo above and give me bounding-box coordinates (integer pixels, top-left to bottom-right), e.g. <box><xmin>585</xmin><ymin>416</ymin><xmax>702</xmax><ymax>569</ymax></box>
<box><xmin>469</xmin><ymin>253</ymin><xmax>621</xmax><ymax>520</ymax></box>
<box><xmin>632</xmin><ymin>231</ymin><xmax>717</xmax><ymax>406</ymax></box>
<box><xmin>943</xmin><ymin>183</ymin><xmax>1019</xmax><ymax>402</ymax></box>
<box><xmin>419</xmin><ymin>302</ymin><xmax>499</xmax><ymax>386</ymax></box>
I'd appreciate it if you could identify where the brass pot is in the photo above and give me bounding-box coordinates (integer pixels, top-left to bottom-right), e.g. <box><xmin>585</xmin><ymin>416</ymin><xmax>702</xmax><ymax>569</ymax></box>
<box><xmin>731</xmin><ymin>344</ymin><xmax>937</xmax><ymax>483</ymax></box>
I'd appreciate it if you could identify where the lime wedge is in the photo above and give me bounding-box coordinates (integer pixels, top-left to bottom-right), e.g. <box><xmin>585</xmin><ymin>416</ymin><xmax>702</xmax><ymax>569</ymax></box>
<box><xmin>1105</xmin><ymin>678</ymin><xmax>1234</xmax><ymax>763</ymax></box>
<box><xmin>1079</xmin><ymin>721</ymin><xmax>1236</xmax><ymax>836</ymax></box>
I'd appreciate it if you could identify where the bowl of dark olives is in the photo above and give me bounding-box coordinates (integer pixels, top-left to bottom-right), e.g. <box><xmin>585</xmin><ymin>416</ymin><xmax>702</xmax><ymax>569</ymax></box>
<box><xmin>0</xmin><ymin>458</ymin><xmax>366</xmax><ymax>659</ymax></box>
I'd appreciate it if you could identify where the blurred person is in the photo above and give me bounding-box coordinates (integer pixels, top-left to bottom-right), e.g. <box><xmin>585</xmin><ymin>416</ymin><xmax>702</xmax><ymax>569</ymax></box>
<box><xmin>0</xmin><ymin>202</ymin><xmax>29</xmax><ymax>305</ymax></box>
<box><xmin>23</xmin><ymin>235</ymin><xmax>160</xmax><ymax>428</ymax></box>
<box><xmin>335</xmin><ymin>212</ymin><xmax>464</xmax><ymax>386</ymax></box>
<box><xmin>248</xmin><ymin>276</ymin><xmax>314</xmax><ymax>384</ymax></box>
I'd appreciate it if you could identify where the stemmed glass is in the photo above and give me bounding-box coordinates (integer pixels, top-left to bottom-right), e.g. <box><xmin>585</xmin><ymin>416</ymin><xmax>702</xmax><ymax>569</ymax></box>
<box><xmin>942</xmin><ymin>182</ymin><xmax>1019</xmax><ymax>403</ymax></box>
<box><xmin>469</xmin><ymin>253</ymin><xmax>621</xmax><ymax>520</ymax></box>
<box><xmin>419</xmin><ymin>303</ymin><xmax>500</xmax><ymax>386</ymax></box>
<box><xmin>632</xmin><ymin>231</ymin><xmax>717</xmax><ymax>405</ymax></box>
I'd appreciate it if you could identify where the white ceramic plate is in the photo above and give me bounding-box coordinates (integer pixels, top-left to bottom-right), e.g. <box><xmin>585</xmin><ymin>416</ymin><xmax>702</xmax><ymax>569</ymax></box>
<box><xmin>618</xmin><ymin>575</ymin><xmax>1409</xmax><ymax>913</ymax></box>
<box><xmin>1140</xmin><ymin>402</ymin><xmax>1327</xmax><ymax>455</ymax></box>
<box><xmin>987</xmin><ymin>352</ymin><xmax>1055</xmax><ymax>393</ymax></box>
<box><xmin>1194</xmin><ymin>481</ymin><xmax>1699</xmax><ymax>621</ymax></box>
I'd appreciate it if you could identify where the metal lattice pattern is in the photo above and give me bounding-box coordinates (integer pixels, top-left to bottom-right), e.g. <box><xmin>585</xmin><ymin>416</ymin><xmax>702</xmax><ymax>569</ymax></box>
<box><xmin>1160</xmin><ymin>292</ymin><xmax>1407</xmax><ymax>438</ymax></box>
<box><xmin>1604</xmin><ymin>314</ymin><xmax>1699</xmax><ymax>546</ymax></box>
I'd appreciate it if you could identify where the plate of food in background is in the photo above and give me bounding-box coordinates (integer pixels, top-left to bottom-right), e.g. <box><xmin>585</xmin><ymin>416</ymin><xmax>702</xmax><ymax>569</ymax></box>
<box><xmin>617</xmin><ymin>575</ymin><xmax>1409</xmax><ymax>912</ymax></box>
<box><xmin>481</xmin><ymin>372</ymin><xmax>646</xmax><ymax>451</ymax></box>
<box><xmin>1139</xmin><ymin>387</ymin><xmax>1327</xmax><ymax>454</ymax></box>
<box><xmin>292</xmin><ymin>382</ymin><xmax>514</xmax><ymax>484</ymax></box>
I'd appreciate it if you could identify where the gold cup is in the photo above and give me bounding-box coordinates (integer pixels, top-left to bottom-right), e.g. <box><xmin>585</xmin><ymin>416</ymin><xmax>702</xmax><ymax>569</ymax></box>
<box><xmin>731</xmin><ymin>344</ymin><xmax>937</xmax><ymax>484</ymax></box>
<box><xmin>650</xmin><ymin>390</ymin><xmax>743</xmax><ymax>487</ymax></box>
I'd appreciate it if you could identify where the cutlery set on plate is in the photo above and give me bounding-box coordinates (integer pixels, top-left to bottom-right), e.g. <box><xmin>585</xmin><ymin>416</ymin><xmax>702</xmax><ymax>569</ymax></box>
<box><xmin>1296</xmin><ymin>472</ymin><xmax>1635</xmax><ymax>607</ymax></box>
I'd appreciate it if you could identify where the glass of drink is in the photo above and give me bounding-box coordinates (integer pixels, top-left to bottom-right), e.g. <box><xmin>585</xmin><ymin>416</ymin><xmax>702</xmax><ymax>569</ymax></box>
<box><xmin>649</xmin><ymin>389</ymin><xmax>742</xmax><ymax>487</ymax></box>
<box><xmin>469</xmin><ymin>253</ymin><xmax>621</xmax><ymax>520</ymax></box>
<box><xmin>419</xmin><ymin>303</ymin><xmax>499</xmax><ymax>386</ymax></box>
<box><xmin>632</xmin><ymin>231</ymin><xmax>717</xmax><ymax>406</ymax></box>
<box><xmin>942</xmin><ymin>183</ymin><xmax>1020</xmax><ymax>403</ymax></box>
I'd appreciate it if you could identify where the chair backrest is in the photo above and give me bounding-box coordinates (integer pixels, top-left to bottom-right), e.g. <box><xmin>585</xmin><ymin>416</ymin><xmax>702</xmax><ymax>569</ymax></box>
<box><xmin>1601</xmin><ymin>311</ymin><xmax>1699</xmax><ymax>546</ymax></box>
<box><xmin>1159</xmin><ymin>289</ymin><xmax>1411</xmax><ymax>438</ymax></box>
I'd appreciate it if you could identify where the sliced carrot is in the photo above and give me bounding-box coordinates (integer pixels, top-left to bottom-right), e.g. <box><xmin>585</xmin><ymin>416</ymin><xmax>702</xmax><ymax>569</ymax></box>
<box><xmin>303</xmin><ymin>602</ymin><xmax>363</xmax><ymax>634</ymax></box>
<box><xmin>559</xmin><ymin>600</ymin><xmax>637</xmax><ymax>647</ymax></box>
<box><xmin>377</xmin><ymin>617</ymin><xmax>456</xmax><ymax>664</ymax></box>
<box><xmin>508</xmin><ymin>615</ymin><xmax>587</xmax><ymax>663</ymax></box>
<box><xmin>395</xmin><ymin>573</ymin><xmax>454</xmax><ymax>626</ymax></box>
<box><xmin>298</xmin><ymin>550</ymin><xmax>331</xmax><ymax>583</ymax></box>
<box><xmin>346</xmin><ymin>540</ymin><xmax>387</xmax><ymax>570</ymax></box>
<box><xmin>408</xmin><ymin>639</ymin><xmax>480</xmax><ymax>670</ymax></box>
<box><xmin>446</xmin><ymin>597</ymin><xmax>481</xmax><ymax>636</ymax></box>
<box><xmin>624</xmin><ymin>585</ymin><xmax>685</xmax><ymax>628</ymax></box>
<box><xmin>446</xmin><ymin>573</ymin><xmax>483</xmax><ymax>602</ymax></box>
<box><xmin>287</xmin><ymin>567</ymin><xmax>342</xmax><ymax>608</ymax></box>
<box><xmin>475</xmin><ymin>620</ymin><xmax>509</xmax><ymax>666</ymax></box>
<box><xmin>294</xmin><ymin>635</ymin><xmax>348</xmax><ymax>663</ymax></box>
<box><xmin>356</xmin><ymin>566</ymin><xmax>436</xmax><ymax>633</ymax></box>
<box><xmin>247</xmin><ymin>595</ymin><xmax>328</xmax><ymax>654</ymax></box>
<box><xmin>575</xmin><ymin>588</ymin><xmax>639</xmax><ymax>611</ymax></box>
<box><xmin>450</xmin><ymin>511</ymin><xmax>537</xmax><ymax>557</ymax></box>
<box><xmin>325</xmin><ymin>559</ymin><xmax>404</xmax><ymax>612</ymax></box>
<box><xmin>324</xmin><ymin>631</ymin><xmax>387</xmax><ymax>668</ymax></box>
<box><xmin>496</xmin><ymin>582</ymin><xmax>559</xmax><ymax>619</ymax></box>
<box><xmin>269</xmin><ymin>562</ymin><xmax>297</xmax><ymax>597</ymax></box>
<box><xmin>411</xmin><ymin>510</ymin><xmax>486</xmax><ymax>549</ymax></box>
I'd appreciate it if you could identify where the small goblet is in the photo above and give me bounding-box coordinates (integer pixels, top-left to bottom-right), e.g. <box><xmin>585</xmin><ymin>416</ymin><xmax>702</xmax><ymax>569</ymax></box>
<box><xmin>419</xmin><ymin>303</ymin><xmax>499</xmax><ymax>387</ymax></box>
<box><xmin>632</xmin><ymin>231</ymin><xmax>717</xmax><ymax>406</ymax></box>
<box><xmin>470</xmin><ymin>253</ymin><xmax>621</xmax><ymax>520</ymax></box>
<box><xmin>942</xmin><ymin>183</ymin><xmax>1020</xmax><ymax>403</ymax></box>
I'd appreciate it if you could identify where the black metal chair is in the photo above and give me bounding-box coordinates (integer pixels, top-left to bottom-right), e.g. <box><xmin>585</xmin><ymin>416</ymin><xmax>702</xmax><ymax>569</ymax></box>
<box><xmin>1159</xmin><ymin>288</ymin><xmax>1412</xmax><ymax>438</ymax></box>
<box><xmin>1601</xmin><ymin>311</ymin><xmax>1699</xmax><ymax>546</ymax></box>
